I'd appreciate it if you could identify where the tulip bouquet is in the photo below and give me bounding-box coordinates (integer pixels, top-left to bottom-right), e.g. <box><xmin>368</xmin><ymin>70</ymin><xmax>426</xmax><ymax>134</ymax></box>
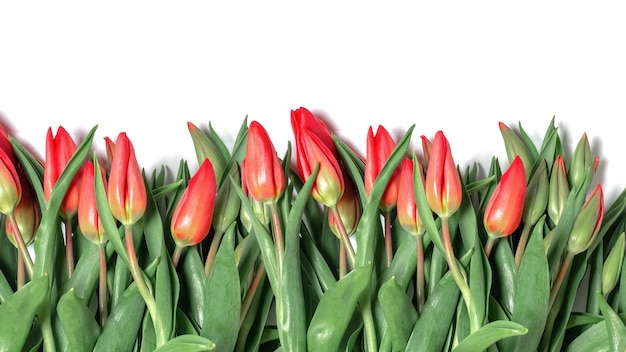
<box><xmin>0</xmin><ymin>107</ymin><xmax>625</xmax><ymax>352</ymax></box>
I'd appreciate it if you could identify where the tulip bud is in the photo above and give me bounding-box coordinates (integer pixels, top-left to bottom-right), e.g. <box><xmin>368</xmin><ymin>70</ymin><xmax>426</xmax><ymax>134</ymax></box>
<box><xmin>187</xmin><ymin>122</ymin><xmax>227</xmax><ymax>184</ymax></box>
<box><xmin>107</xmin><ymin>132</ymin><xmax>147</xmax><ymax>226</ymax></box>
<box><xmin>420</xmin><ymin>135</ymin><xmax>432</xmax><ymax>170</ymax></box>
<box><xmin>241</xmin><ymin>160</ymin><xmax>271</xmax><ymax>227</ymax></box>
<box><xmin>484</xmin><ymin>156</ymin><xmax>527</xmax><ymax>239</ymax></box>
<box><xmin>5</xmin><ymin>175</ymin><xmax>39</xmax><ymax>247</ymax></box>
<box><xmin>329</xmin><ymin>179</ymin><xmax>361</xmax><ymax>238</ymax></box>
<box><xmin>78</xmin><ymin>161</ymin><xmax>108</xmax><ymax>245</ymax></box>
<box><xmin>364</xmin><ymin>125</ymin><xmax>401</xmax><ymax>212</ymax></box>
<box><xmin>104</xmin><ymin>136</ymin><xmax>116</xmax><ymax>169</ymax></box>
<box><xmin>522</xmin><ymin>158</ymin><xmax>549</xmax><ymax>225</ymax></box>
<box><xmin>293</xmin><ymin>128</ymin><xmax>344</xmax><ymax>208</ymax></box>
<box><xmin>243</xmin><ymin>121</ymin><xmax>286</xmax><ymax>204</ymax></box>
<box><xmin>498</xmin><ymin>122</ymin><xmax>534</xmax><ymax>180</ymax></box>
<box><xmin>291</xmin><ymin>107</ymin><xmax>339</xmax><ymax>159</ymax></box>
<box><xmin>424</xmin><ymin>131</ymin><xmax>462</xmax><ymax>219</ymax></box>
<box><xmin>0</xmin><ymin>148</ymin><xmax>21</xmax><ymax>215</ymax></box>
<box><xmin>43</xmin><ymin>126</ymin><xmax>83</xmax><ymax>219</ymax></box>
<box><xmin>548</xmin><ymin>155</ymin><xmax>570</xmax><ymax>226</ymax></box>
<box><xmin>397</xmin><ymin>157</ymin><xmax>425</xmax><ymax>236</ymax></box>
<box><xmin>601</xmin><ymin>232</ymin><xmax>625</xmax><ymax>297</ymax></box>
<box><xmin>171</xmin><ymin>158</ymin><xmax>217</xmax><ymax>247</ymax></box>
<box><xmin>567</xmin><ymin>184</ymin><xmax>604</xmax><ymax>255</ymax></box>
<box><xmin>212</xmin><ymin>163</ymin><xmax>241</xmax><ymax>235</ymax></box>
<box><xmin>569</xmin><ymin>133</ymin><xmax>594</xmax><ymax>190</ymax></box>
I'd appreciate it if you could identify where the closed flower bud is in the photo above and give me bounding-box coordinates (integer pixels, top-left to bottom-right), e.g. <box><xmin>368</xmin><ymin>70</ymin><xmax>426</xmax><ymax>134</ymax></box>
<box><xmin>171</xmin><ymin>158</ymin><xmax>217</xmax><ymax>247</ymax></box>
<box><xmin>43</xmin><ymin>126</ymin><xmax>83</xmax><ymax>219</ymax></box>
<box><xmin>498</xmin><ymin>121</ymin><xmax>534</xmax><ymax>181</ymax></box>
<box><xmin>78</xmin><ymin>161</ymin><xmax>107</xmax><ymax>245</ymax></box>
<box><xmin>291</xmin><ymin>107</ymin><xmax>339</xmax><ymax>159</ymax></box>
<box><xmin>244</xmin><ymin>121</ymin><xmax>286</xmax><ymax>204</ymax></box>
<box><xmin>484</xmin><ymin>156</ymin><xmax>527</xmax><ymax>239</ymax></box>
<box><xmin>0</xmin><ymin>123</ymin><xmax>16</xmax><ymax>166</ymax></box>
<box><xmin>420</xmin><ymin>135</ymin><xmax>432</xmax><ymax>170</ymax></box>
<box><xmin>522</xmin><ymin>158</ymin><xmax>549</xmax><ymax>225</ymax></box>
<box><xmin>548</xmin><ymin>155</ymin><xmax>570</xmax><ymax>226</ymax></box>
<box><xmin>569</xmin><ymin>133</ymin><xmax>594</xmax><ymax>190</ymax></box>
<box><xmin>293</xmin><ymin>128</ymin><xmax>344</xmax><ymax>208</ymax></box>
<box><xmin>329</xmin><ymin>179</ymin><xmax>361</xmax><ymax>238</ymax></box>
<box><xmin>187</xmin><ymin>122</ymin><xmax>227</xmax><ymax>184</ymax></box>
<box><xmin>602</xmin><ymin>232</ymin><xmax>625</xmax><ymax>297</ymax></box>
<box><xmin>364</xmin><ymin>125</ymin><xmax>401</xmax><ymax>212</ymax></box>
<box><xmin>5</xmin><ymin>175</ymin><xmax>39</xmax><ymax>247</ymax></box>
<box><xmin>425</xmin><ymin>131</ymin><xmax>462</xmax><ymax>219</ymax></box>
<box><xmin>107</xmin><ymin>132</ymin><xmax>147</xmax><ymax>226</ymax></box>
<box><xmin>397</xmin><ymin>157</ymin><xmax>425</xmax><ymax>236</ymax></box>
<box><xmin>567</xmin><ymin>184</ymin><xmax>604</xmax><ymax>255</ymax></box>
<box><xmin>0</xmin><ymin>148</ymin><xmax>21</xmax><ymax>215</ymax></box>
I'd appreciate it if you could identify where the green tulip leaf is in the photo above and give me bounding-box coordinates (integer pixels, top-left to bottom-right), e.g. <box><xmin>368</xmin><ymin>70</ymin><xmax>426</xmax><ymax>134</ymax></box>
<box><xmin>0</xmin><ymin>275</ymin><xmax>48</xmax><ymax>352</ymax></box>
<box><xmin>307</xmin><ymin>263</ymin><xmax>373</xmax><ymax>351</ymax></box>
<box><xmin>152</xmin><ymin>334</ymin><xmax>215</xmax><ymax>352</ymax></box>
<box><xmin>597</xmin><ymin>291</ymin><xmax>626</xmax><ymax>352</ymax></box>
<box><xmin>201</xmin><ymin>224</ymin><xmax>240</xmax><ymax>352</ymax></box>
<box><xmin>452</xmin><ymin>320</ymin><xmax>527</xmax><ymax>352</ymax></box>
<box><xmin>378</xmin><ymin>277</ymin><xmax>418</xmax><ymax>351</ymax></box>
<box><xmin>57</xmin><ymin>288</ymin><xmax>101</xmax><ymax>352</ymax></box>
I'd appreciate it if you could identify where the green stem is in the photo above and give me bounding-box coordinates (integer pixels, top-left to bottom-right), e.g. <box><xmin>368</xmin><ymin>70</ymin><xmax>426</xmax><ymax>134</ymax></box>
<box><xmin>485</xmin><ymin>237</ymin><xmax>496</xmax><ymax>258</ymax></box>
<box><xmin>384</xmin><ymin>210</ymin><xmax>393</xmax><ymax>267</ymax></box>
<box><xmin>124</xmin><ymin>225</ymin><xmax>164</xmax><ymax>347</ymax></box>
<box><xmin>330</xmin><ymin>205</ymin><xmax>356</xmax><ymax>268</ymax></box>
<box><xmin>361</xmin><ymin>296</ymin><xmax>378</xmax><ymax>352</ymax></box>
<box><xmin>416</xmin><ymin>233</ymin><xmax>425</xmax><ymax>313</ymax></box>
<box><xmin>339</xmin><ymin>243</ymin><xmax>347</xmax><ymax>279</ymax></box>
<box><xmin>64</xmin><ymin>219</ymin><xmax>74</xmax><ymax>278</ymax></box>
<box><xmin>548</xmin><ymin>251</ymin><xmax>574</xmax><ymax>311</ymax></box>
<box><xmin>441</xmin><ymin>217</ymin><xmax>474</xmax><ymax>330</ymax></box>
<box><xmin>98</xmin><ymin>243</ymin><xmax>109</xmax><ymax>327</ymax></box>
<box><xmin>172</xmin><ymin>245</ymin><xmax>184</xmax><ymax>269</ymax></box>
<box><xmin>17</xmin><ymin>254</ymin><xmax>25</xmax><ymax>289</ymax></box>
<box><xmin>204</xmin><ymin>230</ymin><xmax>224</xmax><ymax>277</ymax></box>
<box><xmin>514</xmin><ymin>222</ymin><xmax>532</xmax><ymax>267</ymax></box>
<box><xmin>268</xmin><ymin>202</ymin><xmax>284</xmax><ymax>275</ymax></box>
<box><xmin>239</xmin><ymin>262</ymin><xmax>266</xmax><ymax>329</ymax></box>
<box><xmin>7</xmin><ymin>213</ymin><xmax>34</xmax><ymax>278</ymax></box>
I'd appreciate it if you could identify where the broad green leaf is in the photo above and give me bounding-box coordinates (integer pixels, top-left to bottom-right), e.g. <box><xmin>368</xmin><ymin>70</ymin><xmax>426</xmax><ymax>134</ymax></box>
<box><xmin>406</xmin><ymin>273</ymin><xmax>459</xmax><ymax>351</ymax></box>
<box><xmin>153</xmin><ymin>334</ymin><xmax>215</xmax><ymax>352</ymax></box>
<box><xmin>499</xmin><ymin>217</ymin><xmax>550</xmax><ymax>352</ymax></box>
<box><xmin>0</xmin><ymin>275</ymin><xmax>48</xmax><ymax>352</ymax></box>
<box><xmin>307</xmin><ymin>263</ymin><xmax>373</xmax><ymax>351</ymax></box>
<box><xmin>597</xmin><ymin>292</ymin><xmax>626</xmax><ymax>352</ymax></box>
<box><xmin>453</xmin><ymin>320</ymin><xmax>527</xmax><ymax>352</ymax></box>
<box><xmin>201</xmin><ymin>225</ymin><xmax>240</xmax><ymax>352</ymax></box>
<box><xmin>57</xmin><ymin>288</ymin><xmax>101</xmax><ymax>351</ymax></box>
<box><xmin>93</xmin><ymin>283</ymin><xmax>145</xmax><ymax>352</ymax></box>
<box><xmin>378</xmin><ymin>277</ymin><xmax>417</xmax><ymax>351</ymax></box>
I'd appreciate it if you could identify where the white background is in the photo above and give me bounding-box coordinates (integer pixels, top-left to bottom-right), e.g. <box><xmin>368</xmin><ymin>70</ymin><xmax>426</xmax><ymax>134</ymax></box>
<box><xmin>1</xmin><ymin>2</ymin><xmax>625</xmax><ymax>206</ymax></box>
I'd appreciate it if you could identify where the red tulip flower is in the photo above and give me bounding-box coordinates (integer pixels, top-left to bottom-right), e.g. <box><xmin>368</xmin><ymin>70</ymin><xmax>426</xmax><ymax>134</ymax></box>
<box><xmin>43</xmin><ymin>126</ymin><xmax>82</xmax><ymax>219</ymax></box>
<box><xmin>484</xmin><ymin>156</ymin><xmax>527</xmax><ymax>239</ymax></box>
<box><xmin>364</xmin><ymin>125</ymin><xmax>400</xmax><ymax>212</ymax></box>
<box><xmin>78</xmin><ymin>161</ymin><xmax>108</xmax><ymax>245</ymax></box>
<box><xmin>0</xmin><ymin>124</ymin><xmax>16</xmax><ymax>166</ymax></box>
<box><xmin>244</xmin><ymin>121</ymin><xmax>285</xmax><ymax>204</ymax></box>
<box><xmin>0</xmin><ymin>148</ymin><xmax>21</xmax><ymax>215</ymax></box>
<box><xmin>424</xmin><ymin>131</ymin><xmax>462</xmax><ymax>219</ymax></box>
<box><xmin>5</xmin><ymin>173</ymin><xmax>39</xmax><ymax>247</ymax></box>
<box><xmin>291</xmin><ymin>108</ymin><xmax>344</xmax><ymax>208</ymax></box>
<box><xmin>397</xmin><ymin>158</ymin><xmax>425</xmax><ymax>236</ymax></box>
<box><xmin>171</xmin><ymin>158</ymin><xmax>217</xmax><ymax>247</ymax></box>
<box><xmin>107</xmin><ymin>132</ymin><xmax>147</xmax><ymax>226</ymax></box>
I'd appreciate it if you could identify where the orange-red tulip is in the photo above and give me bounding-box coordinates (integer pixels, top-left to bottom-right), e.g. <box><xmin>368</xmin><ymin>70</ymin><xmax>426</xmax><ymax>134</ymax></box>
<box><xmin>424</xmin><ymin>131</ymin><xmax>462</xmax><ymax>219</ymax></box>
<box><xmin>78</xmin><ymin>161</ymin><xmax>107</xmax><ymax>244</ymax></box>
<box><xmin>43</xmin><ymin>126</ymin><xmax>82</xmax><ymax>218</ymax></box>
<box><xmin>244</xmin><ymin>121</ymin><xmax>285</xmax><ymax>203</ymax></box>
<box><xmin>291</xmin><ymin>107</ymin><xmax>345</xmax><ymax>207</ymax></box>
<box><xmin>107</xmin><ymin>132</ymin><xmax>146</xmax><ymax>226</ymax></box>
<box><xmin>484</xmin><ymin>156</ymin><xmax>527</xmax><ymax>239</ymax></box>
<box><xmin>397</xmin><ymin>158</ymin><xmax>425</xmax><ymax>236</ymax></box>
<box><xmin>170</xmin><ymin>158</ymin><xmax>216</xmax><ymax>247</ymax></box>
<box><xmin>364</xmin><ymin>125</ymin><xmax>400</xmax><ymax>212</ymax></box>
<box><xmin>0</xmin><ymin>123</ymin><xmax>16</xmax><ymax>166</ymax></box>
